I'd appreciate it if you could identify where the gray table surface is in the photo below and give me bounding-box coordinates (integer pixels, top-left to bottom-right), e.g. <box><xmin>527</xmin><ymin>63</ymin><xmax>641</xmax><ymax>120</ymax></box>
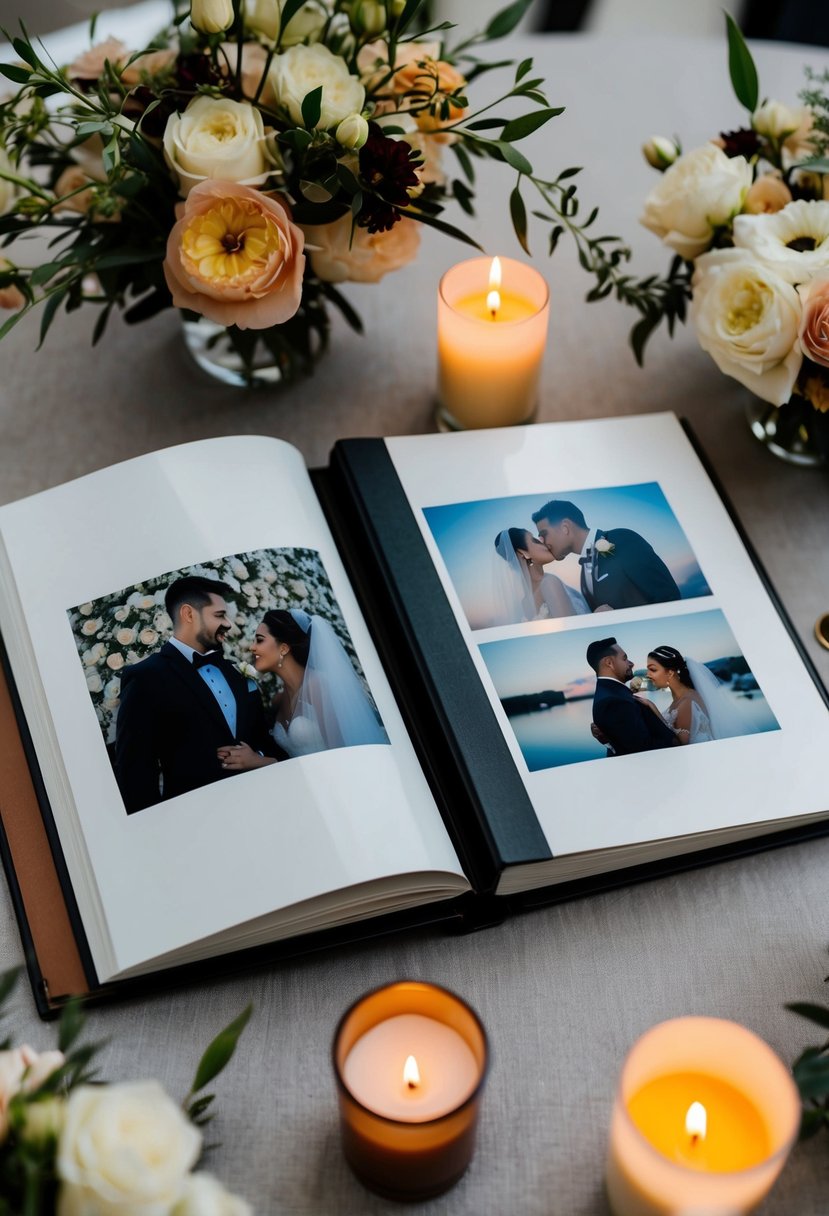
<box><xmin>1</xmin><ymin>16</ymin><xmax>829</xmax><ymax>1214</ymax></box>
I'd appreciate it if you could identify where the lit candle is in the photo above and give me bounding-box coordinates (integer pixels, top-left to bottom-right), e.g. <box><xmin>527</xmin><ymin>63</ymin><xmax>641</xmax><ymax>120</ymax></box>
<box><xmin>333</xmin><ymin>982</ymin><xmax>489</xmax><ymax>1201</ymax></box>
<box><xmin>606</xmin><ymin>1017</ymin><xmax>800</xmax><ymax>1216</ymax></box>
<box><xmin>436</xmin><ymin>255</ymin><xmax>550</xmax><ymax>430</ymax></box>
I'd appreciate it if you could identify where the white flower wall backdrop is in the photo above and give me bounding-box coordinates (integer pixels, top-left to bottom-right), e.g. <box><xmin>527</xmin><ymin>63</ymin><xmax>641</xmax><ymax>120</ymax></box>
<box><xmin>67</xmin><ymin>548</ymin><xmax>365</xmax><ymax>746</ymax></box>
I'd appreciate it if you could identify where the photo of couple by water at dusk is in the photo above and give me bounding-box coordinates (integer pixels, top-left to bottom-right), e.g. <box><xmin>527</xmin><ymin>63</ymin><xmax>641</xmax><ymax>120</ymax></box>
<box><xmin>480</xmin><ymin>609</ymin><xmax>779</xmax><ymax>773</ymax></box>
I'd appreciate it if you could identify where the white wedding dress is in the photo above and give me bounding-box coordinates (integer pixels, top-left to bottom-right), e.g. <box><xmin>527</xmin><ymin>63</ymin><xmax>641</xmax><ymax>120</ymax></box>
<box><xmin>269</xmin><ymin>610</ymin><xmax>389</xmax><ymax>757</ymax></box>
<box><xmin>663</xmin><ymin>697</ymin><xmax>714</xmax><ymax>744</ymax></box>
<box><xmin>272</xmin><ymin>715</ymin><xmax>327</xmax><ymax>759</ymax></box>
<box><xmin>492</xmin><ymin>534</ymin><xmax>589</xmax><ymax>625</ymax></box>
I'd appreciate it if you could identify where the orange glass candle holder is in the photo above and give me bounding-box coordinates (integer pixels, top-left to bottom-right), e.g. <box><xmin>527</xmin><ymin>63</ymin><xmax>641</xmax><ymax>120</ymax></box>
<box><xmin>606</xmin><ymin>1016</ymin><xmax>800</xmax><ymax>1216</ymax></box>
<box><xmin>333</xmin><ymin>981</ymin><xmax>489</xmax><ymax>1202</ymax></box>
<box><xmin>436</xmin><ymin>255</ymin><xmax>550</xmax><ymax>431</ymax></box>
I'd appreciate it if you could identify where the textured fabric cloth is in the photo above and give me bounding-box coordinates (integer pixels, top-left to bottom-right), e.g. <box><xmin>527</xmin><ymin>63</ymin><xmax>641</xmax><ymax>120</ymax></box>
<box><xmin>0</xmin><ymin>19</ymin><xmax>828</xmax><ymax>1214</ymax></box>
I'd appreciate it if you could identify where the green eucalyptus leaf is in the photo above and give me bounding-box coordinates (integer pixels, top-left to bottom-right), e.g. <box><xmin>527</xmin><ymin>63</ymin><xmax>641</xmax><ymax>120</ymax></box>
<box><xmin>485</xmin><ymin>0</ymin><xmax>535</xmax><ymax>40</ymax></box>
<box><xmin>467</xmin><ymin>118</ymin><xmax>507</xmax><ymax>131</ymax></box>
<box><xmin>57</xmin><ymin>997</ymin><xmax>86</xmax><ymax>1053</ymax></box>
<box><xmin>301</xmin><ymin>85</ymin><xmax>323</xmax><ymax>132</ymax></box>
<box><xmin>725</xmin><ymin>12</ymin><xmax>758</xmax><ymax>113</ymax></box>
<box><xmin>399</xmin><ymin>208</ymin><xmax>484</xmax><ymax>250</ymax></box>
<box><xmin>786</xmin><ymin>1002</ymin><xmax>829</xmax><ymax>1030</ymax></box>
<box><xmin>793</xmin><ymin>156</ymin><xmax>829</xmax><ymax>174</ymax></box>
<box><xmin>793</xmin><ymin>1048</ymin><xmax>829</xmax><ymax>1100</ymax></box>
<box><xmin>191</xmin><ymin>1004</ymin><xmax>252</xmax><ymax>1095</ymax></box>
<box><xmin>502</xmin><ymin>107</ymin><xmax>565</xmax><ymax>143</ymax></box>
<box><xmin>509</xmin><ymin>184</ymin><xmax>529</xmax><ymax>254</ymax></box>
<box><xmin>276</xmin><ymin>0</ymin><xmax>308</xmax><ymax>34</ymax></box>
<box><xmin>11</xmin><ymin>38</ymin><xmax>38</xmax><ymax>69</ymax></box>
<box><xmin>0</xmin><ymin>63</ymin><xmax>32</xmax><ymax>84</ymax></box>
<box><xmin>453</xmin><ymin>143</ymin><xmax>475</xmax><ymax>183</ymax></box>
<box><xmin>497</xmin><ymin>140</ymin><xmax>532</xmax><ymax>175</ymax></box>
<box><xmin>515</xmin><ymin>57</ymin><xmax>532</xmax><ymax>82</ymax></box>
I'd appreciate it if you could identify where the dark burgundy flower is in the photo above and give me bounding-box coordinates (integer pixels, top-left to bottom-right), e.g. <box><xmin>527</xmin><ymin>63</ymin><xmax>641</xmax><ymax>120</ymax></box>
<box><xmin>359</xmin><ymin>128</ymin><xmax>421</xmax><ymax>205</ymax></box>
<box><xmin>718</xmin><ymin>128</ymin><xmax>761</xmax><ymax>160</ymax></box>
<box><xmin>357</xmin><ymin>195</ymin><xmax>399</xmax><ymax>233</ymax></box>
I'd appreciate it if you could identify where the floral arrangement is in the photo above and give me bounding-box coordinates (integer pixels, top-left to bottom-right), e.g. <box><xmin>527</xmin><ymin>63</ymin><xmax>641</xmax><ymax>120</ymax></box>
<box><xmin>0</xmin><ymin>0</ymin><xmax>635</xmax><ymax>383</ymax></box>
<box><xmin>67</xmin><ymin>546</ymin><xmax>361</xmax><ymax>744</ymax></box>
<box><xmin>0</xmin><ymin>969</ymin><xmax>252</xmax><ymax>1213</ymax></box>
<box><xmin>633</xmin><ymin>16</ymin><xmax>829</xmax><ymax>436</ymax></box>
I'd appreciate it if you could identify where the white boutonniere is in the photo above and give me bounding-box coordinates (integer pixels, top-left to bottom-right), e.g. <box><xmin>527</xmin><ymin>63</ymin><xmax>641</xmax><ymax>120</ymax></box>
<box><xmin>594</xmin><ymin>538</ymin><xmax>615</xmax><ymax>556</ymax></box>
<box><xmin>237</xmin><ymin>661</ymin><xmax>259</xmax><ymax>681</ymax></box>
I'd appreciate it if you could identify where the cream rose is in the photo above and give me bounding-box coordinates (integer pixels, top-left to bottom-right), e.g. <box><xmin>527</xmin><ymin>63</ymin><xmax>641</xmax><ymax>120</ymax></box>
<box><xmin>116</xmin><ymin>627</ymin><xmax>136</xmax><ymax>645</ymax></box>
<box><xmin>164</xmin><ymin>180</ymin><xmax>305</xmax><ymax>329</ymax></box>
<box><xmin>691</xmin><ymin>248</ymin><xmax>802</xmax><ymax>405</ymax></box>
<box><xmin>641</xmin><ymin>144</ymin><xmax>752</xmax><ymax>260</ymax></box>
<box><xmin>164</xmin><ymin>97</ymin><xmax>272</xmax><ymax>197</ymax></box>
<box><xmin>81</xmin><ymin>618</ymin><xmax>102</xmax><ymax>636</ymax></box>
<box><xmin>798</xmin><ymin>269</ymin><xmax>829</xmax><ymax>369</ymax></box>
<box><xmin>302</xmin><ymin>212</ymin><xmax>419</xmax><ymax>282</ymax></box>
<box><xmin>231</xmin><ymin>559</ymin><xmax>249</xmax><ymax>580</ymax></box>
<box><xmin>57</xmin><ymin>1081</ymin><xmax>201</xmax><ymax>1216</ymax></box>
<box><xmin>246</xmin><ymin>0</ymin><xmax>328</xmax><ymax>45</ymax></box>
<box><xmin>85</xmin><ymin>670</ymin><xmax>103</xmax><ymax>694</ymax></box>
<box><xmin>269</xmin><ymin>43</ymin><xmax>365</xmax><ymax>130</ymax></box>
<box><xmin>138</xmin><ymin>595</ymin><xmax>156</xmax><ymax>609</ymax></box>
<box><xmin>106</xmin><ymin>652</ymin><xmax>125</xmax><ymax>670</ymax></box>
<box><xmin>139</xmin><ymin>627</ymin><xmax>159</xmax><ymax>646</ymax></box>
<box><xmin>0</xmin><ymin>145</ymin><xmax>19</xmax><ymax>217</ymax></box>
<box><xmin>171</xmin><ymin>1172</ymin><xmax>252</xmax><ymax>1216</ymax></box>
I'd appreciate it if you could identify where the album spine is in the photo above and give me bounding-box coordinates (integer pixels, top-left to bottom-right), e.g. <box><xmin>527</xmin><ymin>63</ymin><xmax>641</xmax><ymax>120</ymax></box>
<box><xmin>320</xmin><ymin>439</ymin><xmax>553</xmax><ymax>894</ymax></box>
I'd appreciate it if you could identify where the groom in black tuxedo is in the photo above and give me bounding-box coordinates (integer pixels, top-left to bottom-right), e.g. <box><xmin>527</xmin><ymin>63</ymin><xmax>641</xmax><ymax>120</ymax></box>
<box><xmin>114</xmin><ymin>575</ymin><xmax>277</xmax><ymax>814</ymax></box>
<box><xmin>587</xmin><ymin>637</ymin><xmax>677</xmax><ymax>756</ymax></box>
<box><xmin>532</xmin><ymin>499</ymin><xmax>681</xmax><ymax>611</ymax></box>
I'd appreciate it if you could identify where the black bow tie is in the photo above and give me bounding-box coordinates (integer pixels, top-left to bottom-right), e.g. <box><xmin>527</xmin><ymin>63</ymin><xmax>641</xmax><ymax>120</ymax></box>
<box><xmin>193</xmin><ymin>650</ymin><xmax>222</xmax><ymax>670</ymax></box>
<box><xmin>578</xmin><ymin>550</ymin><xmax>593</xmax><ymax>566</ymax></box>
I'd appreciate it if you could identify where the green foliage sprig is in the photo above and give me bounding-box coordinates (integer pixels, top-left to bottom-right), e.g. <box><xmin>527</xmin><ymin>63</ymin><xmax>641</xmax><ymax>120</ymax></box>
<box><xmin>787</xmin><ymin>975</ymin><xmax>829</xmax><ymax>1140</ymax></box>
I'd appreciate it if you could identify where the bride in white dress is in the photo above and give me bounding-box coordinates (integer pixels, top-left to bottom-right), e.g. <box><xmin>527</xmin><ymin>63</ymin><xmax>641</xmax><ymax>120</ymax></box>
<box><xmin>217</xmin><ymin>608</ymin><xmax>387</xmax><ymax>767</ymax></box>
<box><xmin>492</xmin><ymin>528</ymin><xmax>589</xmax><ymax>625</ymax></box>
<box><xmin>638</xmin><ymin>645</ymin><xmax>747</xmax><ymax>744</ymax></box>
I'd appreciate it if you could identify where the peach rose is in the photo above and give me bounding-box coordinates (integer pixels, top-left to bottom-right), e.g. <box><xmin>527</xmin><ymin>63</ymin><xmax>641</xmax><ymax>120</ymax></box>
<box><xmin>219</xmin><ymin>41</ymin><xmax>271</xmax><ymax>102</ymax></box>
<box><xmin>54</xmin><ymin>166</ymin><xmax>100</xmax><ymax>217</ymax></box>
<box><xmin>743</xmin><ymin>175</ymin><xmax>792</xmax><ymax>215</ymax></box>
<box><xmin>67</xmin><ymin>37</ymin><xmax>127</xmax><ymax>81</ymax></box>
<box><xmin>164</xmin><ymin>181</ymin><xmax>305</xmax><ymax>329</ymax></box>
<box><xmin>397</xmin><ymin>57</ymin><xmax>466</xmax><ymax>137</ymax></box>
<box><xmin>121</xmin><ymin>47</ymin><xmax>177</xmax><ymax>86</ymax></box>
<box><xmin>0</xmin><ymin>1046</ymin><xmax>65</xmax><ymax>1141</ymax></box>
<box><xmin>798</xmin><ymin>270</ymin><xmax>829</xmax><ymax>369</ymax></box>
<box><xmin>302</xmin><ymin>213</ymin><xmax>419</xmax><ymax>283</ymax></box>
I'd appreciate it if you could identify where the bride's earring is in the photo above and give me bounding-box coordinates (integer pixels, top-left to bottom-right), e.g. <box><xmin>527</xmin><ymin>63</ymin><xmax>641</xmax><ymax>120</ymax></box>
<box><xmin>277</xmin><ymin>650</ymin><xmax>285</xmax><ymax>669</ymax></box>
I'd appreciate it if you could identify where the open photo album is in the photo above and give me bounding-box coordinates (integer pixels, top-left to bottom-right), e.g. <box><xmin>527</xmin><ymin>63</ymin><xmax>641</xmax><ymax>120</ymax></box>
<box><xmin>1</xmin><ymin>412</ymin><xmax>828</xmax><ymax>1015</ymax></box>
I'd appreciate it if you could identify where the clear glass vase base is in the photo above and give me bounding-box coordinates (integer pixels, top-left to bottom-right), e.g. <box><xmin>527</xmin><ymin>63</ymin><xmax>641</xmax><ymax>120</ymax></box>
<box><xmin>745</xmin><ymin>396</ymin><xmax>827</xmax><ymax>468</ymax></box>
<box><xmin>182</xmin><ymin>317</ymin><xmax>285</xmax><ymax>389</ymax></box>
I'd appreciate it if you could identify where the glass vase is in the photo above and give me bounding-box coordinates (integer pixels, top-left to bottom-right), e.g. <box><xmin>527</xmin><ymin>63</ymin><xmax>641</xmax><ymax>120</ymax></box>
<box><xmin>745</xmin><ymin>393</ymin><xmax>829</xmax><ymax>468</ymax></box>
<box><xmin>181</xmin><ymin>310</ymin><xmax>328</xmax><ymax>389</ymax></box>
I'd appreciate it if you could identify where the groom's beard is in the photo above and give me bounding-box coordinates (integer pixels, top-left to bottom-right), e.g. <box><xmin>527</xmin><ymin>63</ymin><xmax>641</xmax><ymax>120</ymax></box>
<box><xmin>195</xmin><ymin>628</ymin><xmax>228</xmax><ymax>654</ymax></box>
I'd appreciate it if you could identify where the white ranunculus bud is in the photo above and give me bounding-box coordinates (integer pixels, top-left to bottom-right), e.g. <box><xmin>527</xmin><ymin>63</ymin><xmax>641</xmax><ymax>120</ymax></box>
<box><xmin>21</xmin><ymin>1096</ymin><xmax>65</xmax><ymax>1146</ymax></box>
<box><xmin>246</xmin><ymin>0</ymin><xmax>328</xmax><ymax>46</ymax></box>
<box><xmin>752</xmin><ymin>99</ymin><xmax>803</xmax><ymax>141</ymax></box>
<box><xmin>336</xmin><ymin>112</ymin><xmax>369</xmax><ymax>149</ymax></box>
<box><xmin>642</xmin><ymin>135</ymin><xmax>679</xmax><ymax>170</ymax></box>
<box><xmin>350</xmin><ymin>0</ymin><xmax>385</xmax><ymax>35</ymax></box>
<box><xmin>190</xmin><ymin>0</ymin><xmax>234</xmax><ymax>33</ymax></box>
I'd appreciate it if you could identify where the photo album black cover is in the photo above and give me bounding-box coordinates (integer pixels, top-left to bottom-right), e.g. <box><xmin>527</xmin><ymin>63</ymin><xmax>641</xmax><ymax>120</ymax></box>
<box><xmin>1</xmin><ymin>411</ymin><xmax>828</xmax><ymax>1017</ymax></box>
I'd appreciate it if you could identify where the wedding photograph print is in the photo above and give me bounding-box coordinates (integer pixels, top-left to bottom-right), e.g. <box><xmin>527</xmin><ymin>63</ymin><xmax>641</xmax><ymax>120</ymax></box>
<box><xmin>67</xmin><ymin>548</ymin><xmax>388</xmax><ymax>814</ymax></box>
<box><xmin>423</xmin><ymin>483</ymin><xmax>712</xmax><ymax>631</ymax></box>
<box><xmin>479</xmin><ymin>609</ymin><xmax>779</xmax><ymax>773</ymax></box>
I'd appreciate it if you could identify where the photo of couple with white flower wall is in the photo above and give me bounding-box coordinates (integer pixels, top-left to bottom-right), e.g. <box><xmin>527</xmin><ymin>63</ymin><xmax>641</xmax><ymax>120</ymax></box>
<box><xmin>67</xmin><ymin>547</ymin><xmax>388</xmax><ymax>815</ymax></box>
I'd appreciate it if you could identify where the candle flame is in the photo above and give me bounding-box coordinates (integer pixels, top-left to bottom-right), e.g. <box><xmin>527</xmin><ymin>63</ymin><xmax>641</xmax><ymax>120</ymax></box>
<box><xmin>487</xmin><ymin>257</ymin><xmax>502</xmax><ymax>318</ymax></box>
<box><xmin>685</xmin><ymin>1101</ymin><xmax>707</xmax><ymax>1142</ymax></box>
<box><xmin>403</xmin><ymin>1055</ymin><xmax>420</xmax><ymax>1089</ymax></box>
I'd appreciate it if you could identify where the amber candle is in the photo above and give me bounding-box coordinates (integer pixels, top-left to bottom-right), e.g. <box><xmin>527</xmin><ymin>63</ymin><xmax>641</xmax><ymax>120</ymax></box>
<box><xmin>436</xmin><ymin>255</ymin><xmax>549</xmax><ymax>430</ymax></box>
<box><xmin>606</xmin><ymin>1017</ymin><xmax>800</xmax><ymax>1216</ymax></box>
<box><xmin>333</xmin><ymin>981</ymin><xmax>489</xmax><ymax>1202</ymax></box>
